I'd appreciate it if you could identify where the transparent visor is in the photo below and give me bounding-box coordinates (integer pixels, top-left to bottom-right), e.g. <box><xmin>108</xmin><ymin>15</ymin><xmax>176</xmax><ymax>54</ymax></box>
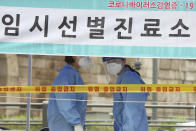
<box><xmin>78</xmin><ymin>56</ymin><xmax>91</xmax><ymax>69</ymax></box>
<box><xmin>103</xmin><ymin>62</ymin><xmax>111</xmax><ymax>83</ymax></box>
<box><xmin>103</xmin><ymin>60</ymin><xmax>121</xmax><ymax>84</ymax></box>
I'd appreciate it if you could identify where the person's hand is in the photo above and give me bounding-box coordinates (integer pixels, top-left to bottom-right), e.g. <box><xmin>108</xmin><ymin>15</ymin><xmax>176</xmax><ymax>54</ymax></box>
<box><xmin>74</xmin><ymin>124</ymin><xmax>83</xmax><ymax>131</ymax></box>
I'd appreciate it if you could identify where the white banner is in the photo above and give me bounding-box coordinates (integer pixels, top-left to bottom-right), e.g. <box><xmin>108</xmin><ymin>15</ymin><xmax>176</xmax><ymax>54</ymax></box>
<box><xmin>0</xmin><ymin>6</ymin><xmax>195</xmax><ymax>47</ymax></box>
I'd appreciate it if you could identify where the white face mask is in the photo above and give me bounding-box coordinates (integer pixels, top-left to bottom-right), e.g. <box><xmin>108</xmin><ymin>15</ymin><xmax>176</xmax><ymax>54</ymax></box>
<box><xmin>78</xmin><ymin>57</ymin><xmax>90</xmax><ymax>69</ymax></box>
<box><xmin>106</xmin><ymin>63</ymin><xmax>123</xmax><ymax>75</ymax></box>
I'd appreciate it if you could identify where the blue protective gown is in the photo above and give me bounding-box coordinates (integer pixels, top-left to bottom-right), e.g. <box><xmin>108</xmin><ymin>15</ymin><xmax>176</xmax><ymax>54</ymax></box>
<box><xmin>113</xmin><ymin>67</ymin><xmax>149</xmax><ymax>131</ymax></box>
<box><xmin>47</xmin><ymin>64</ymin><xmax>87</xmax><ymax>131</ymax></box>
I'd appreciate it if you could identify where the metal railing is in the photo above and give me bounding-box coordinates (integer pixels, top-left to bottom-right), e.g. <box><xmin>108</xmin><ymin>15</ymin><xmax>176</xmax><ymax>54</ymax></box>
<box><xmin>0</xmin><ymin>102</ymin><xmax>196</xmax><ymax>129</ymax></box>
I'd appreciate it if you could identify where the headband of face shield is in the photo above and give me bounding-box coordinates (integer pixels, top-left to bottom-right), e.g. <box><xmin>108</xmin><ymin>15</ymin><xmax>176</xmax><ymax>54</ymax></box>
<box><xmin>102</xmin><ymin>57</ymin><xmax>125</xmax><ymax>62</ymax></box>
<box><xmin>78</xmin><ymin>56</ymin><xmax>91</xmax><ymax>69</ymax></box>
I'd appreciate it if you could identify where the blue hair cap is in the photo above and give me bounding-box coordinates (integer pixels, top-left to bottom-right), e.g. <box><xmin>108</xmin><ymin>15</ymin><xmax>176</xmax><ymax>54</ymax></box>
<box><xmin>102</xmin><ymin>57</ymin><xmax>125</xmax><ymax>62</ymax></box>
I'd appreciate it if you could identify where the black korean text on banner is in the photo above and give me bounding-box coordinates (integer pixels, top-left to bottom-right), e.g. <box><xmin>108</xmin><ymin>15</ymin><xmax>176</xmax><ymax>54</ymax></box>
<box><xmin>87</xmin><ymin>17</ymin><xmax>105</xmax><ymax>39</ymax></box>
<box><xmin>0</xmin><ymin>7</ymin><xmax>195</xmax><ymax>49</ymax></box>
<box><xmin>58</xmin><ymin>16</ymin><xmax>77</xmax><ymax>38</ymax></box>
<box><xmin>29</xmin><ymin>15</ymin><xmax>49</xmax><ymax>37</ymax></box>
<box><xmin>141</xmin><ymin>19</ymin><xmax>162</xmax><ymax>37</ymax></box>
<box><xmin>114</xmin><ymin>17</ymin><xmax>133</xmax><ymax>39</ymax></box>
<box><xmin>169</xmin><ymin>19</ymin><xmax>190</xmax><ymax>37</ymax></box>
<box><xmin>2</xmin><ymin>14</ymin><xmax>20</xmax><ymax>36</ymax></box>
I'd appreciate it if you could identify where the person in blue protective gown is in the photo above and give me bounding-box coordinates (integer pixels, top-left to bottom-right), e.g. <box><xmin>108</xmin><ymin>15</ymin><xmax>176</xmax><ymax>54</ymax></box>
<box><xmin>47</xmin><ymin>56</ymin><xmax>90</xmax><ymax>131</ymax></box>
<box><xmin>102</xmin><ymin>57</ymin><xmax>149</xmax><ymax>131</ymax></box>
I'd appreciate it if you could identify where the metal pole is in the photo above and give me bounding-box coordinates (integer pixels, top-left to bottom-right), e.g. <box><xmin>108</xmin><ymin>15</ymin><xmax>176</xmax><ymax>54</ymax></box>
<box><xmin>195</xmin><ymin>105</ymin><xmax>196</xmax><ymax>131</ymax></box>
<box><xmin>42</xmin><ymin>101</ymin><xmax>48</xmax><ymax>127</ymax></box>
<box><xmin>152</xmin><ymin>58</ymin><xmax>158</xmax><ymax>120</ymax></box>
<box><xmin>26</xmin><ymin>55</ymin><xmax>32</xmax><ymax>131</ymax></box>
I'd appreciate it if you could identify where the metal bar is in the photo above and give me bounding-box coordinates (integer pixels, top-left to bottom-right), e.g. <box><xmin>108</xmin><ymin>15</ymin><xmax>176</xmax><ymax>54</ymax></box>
<box><xmin>0</xmin><ymin>119</ymin><xmax>192</xmax><ymax>123</ymax></box>
<box><xmin>86</xmin><ymin>120</ymin><xmax>113</xmax><ymax>122</ymax></box>
<box><xmin>146</xmin><ymin>105</ymin><xmax>195</xmax><ymax>109</ymax></box>
<box><xmin>86</xmin><ymin>120</ymin><xmax>192</xmax><ymax>123</ymax></box>
<box><xmin>26</xmin><ymin>55</ymin><xmax>32</xmax><ymax>131</ymax></box>
<box><xmin>148</xmin><ymin>120</ymin><xmax>192</xmax><ymax>123</ymax></box>
<box><xmin>85</xmin><ymin>123</ymin><xmax>196</xmax><ymax>128</ymax></box>
<box><xmin>87</xmin><ymin>104</ymin><xmax>195</xmax><ymax>109</ymax></box>
<box><xmin>85</xmin><ymin>123</ymin><xmax>113</xmax><ymax>126</ymax></box>
<box><xmin>152</xmin><ymin>58</ymin><xmax>158</xmax><ymax>120</ymax></box>
<box><xmin>0</xmin><ymin>107</ymin><xmax>41</xmax><ymax>111</ymax></box>
<box><xmin>87</xmin><ymin>104</ymin><xmax>113</xmax><ymax>108</ymax></box>
<box><xmin>0</xmin><ymin>123</ymin><xmax>41</xmax><ymax>125</ymax></box>
<box><xmin>42</xmin><ymin>101</ymin><xmax>48</xmax><ymax>127</ymax></box>
<box><xmin>0</xmin><ymin>102</ymin><xmax>42</xmax><ymax>106</ymax></box>
<box><xmin>0</xmin><ymin>122</ymin><xmax>196</xmax><ymax>128</ymax></box>
<box><xmin>0</xmin><ymin>122</ymin><xmax>195</xmax><ymax>128</ymax></box>
<box><xmin>156</xmin><ymin>115</ymin><xmax>194</xmax><ymax>120</ymax></box>
<box><xmin>149</xmin><ymin>125</ymin><xmax>196</xmax><ymax>128</ymax></box>
<box><xmin>0</xmin><ymin>120</ymin><xmax>41</xmax><ymax>122</ymax></box>
<box><xmin>0</xmin><ymin>103</ymin><xmax>195</xmax><ymax>109</ymax></box>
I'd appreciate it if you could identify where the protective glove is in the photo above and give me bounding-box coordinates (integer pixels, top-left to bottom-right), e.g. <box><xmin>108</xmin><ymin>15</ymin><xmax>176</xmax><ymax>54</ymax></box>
<box><xmin>74</xmin><ymin>124</ymin><xmax>84</xmax><ymax>131</ymax></box>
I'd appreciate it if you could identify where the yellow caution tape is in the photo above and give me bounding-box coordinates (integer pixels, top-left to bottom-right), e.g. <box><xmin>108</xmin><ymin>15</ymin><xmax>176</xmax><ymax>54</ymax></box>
<box><xmin>0</xmin><ymin>84</ymin><xmax>196</xmax><ymax>93</ymax></box>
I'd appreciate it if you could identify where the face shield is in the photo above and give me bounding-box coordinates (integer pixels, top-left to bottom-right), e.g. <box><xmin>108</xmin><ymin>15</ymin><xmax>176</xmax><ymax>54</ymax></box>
<box><xmin>78</xmin><ymin>56</ymin><xmax>91</xmax><ymax>69</ymax></box>
<box><xmin>102</xmin><ymin>58</ymin><xmax>124</xmax><ymax>84</ymax></box>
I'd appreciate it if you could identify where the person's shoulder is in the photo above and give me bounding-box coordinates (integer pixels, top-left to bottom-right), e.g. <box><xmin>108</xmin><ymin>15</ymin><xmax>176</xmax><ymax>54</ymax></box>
<box><xmin>121</xmin><ymin>70</ymin><xmax>145</xmax><ymax>84</ymax></box>
<box><xmin>52</xmin><ymin>65</ymin><xmax>79</xmax><ymax>85</ymax></box>
<box><xmin>61</xmin><ymin>65</ymin><xmax>77</xmax><ymax>74</ymax></box>
<box><xmin>57</xmin><ymin>65</ymin><xmax>78</xmax><ymax>79</ymax></box>
<box><xmin>123</xmin><ymin>70</ymin><xmax>138</xmax><ymax>77</ymax></box>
